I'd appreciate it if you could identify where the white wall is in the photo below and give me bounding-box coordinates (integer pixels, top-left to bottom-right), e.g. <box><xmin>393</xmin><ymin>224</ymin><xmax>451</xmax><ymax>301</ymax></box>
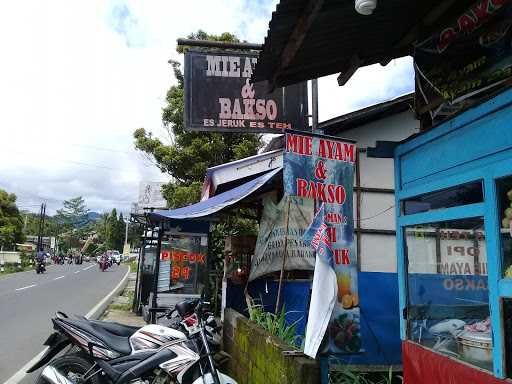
<box><xmin>335</xmin><ymin>109</ymin><xmax>419</xmax><ymax>273</ymax></box>
<box><xmin>0</xmin><ymin>252</ymin><xmax>21</xmax><ymax>264</ymax></box>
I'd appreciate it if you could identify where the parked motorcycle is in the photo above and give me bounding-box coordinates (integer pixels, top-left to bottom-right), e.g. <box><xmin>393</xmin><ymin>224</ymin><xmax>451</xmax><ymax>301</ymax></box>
<box><xmin>28</xmin><ymin>299</ymin><xmax>236</xmax><ymax>384</ymax></box>
<box><xmin>160</xmin><ymin>299</ymin><xmax>223</xmax><ymax>357</ymax></box>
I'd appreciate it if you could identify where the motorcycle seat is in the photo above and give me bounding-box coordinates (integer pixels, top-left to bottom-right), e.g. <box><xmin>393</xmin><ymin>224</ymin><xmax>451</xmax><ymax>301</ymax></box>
<box><xmin>61</xmin><ymin>319</ymin><xmax>132</xmax><ymax>355</ymax></box>
<box><xmin>88</xmin><ymin>320</ymin><xmax>140</xmax><ymax>337</ymax></box>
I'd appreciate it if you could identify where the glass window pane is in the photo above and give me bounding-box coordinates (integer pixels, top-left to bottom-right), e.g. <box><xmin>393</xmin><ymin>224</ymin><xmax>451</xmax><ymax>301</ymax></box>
<box><xmin>402</xmin><ymin>181</ymin><xmax>483</xmax><ymax>215</ymax></box>
<box><xmin>496</xmin><ymin>176</ymin><xmax>512</xmax><ymax>278</ymax></box>
<box><xmin>168</xmin><ymin>234</ymin><xmax>207</xmax><ymax>295</ymax></box>
<box><xmin>405</xmin><ymin>217</ymin><xmax>491</xmax><ymax>372</ymax></box>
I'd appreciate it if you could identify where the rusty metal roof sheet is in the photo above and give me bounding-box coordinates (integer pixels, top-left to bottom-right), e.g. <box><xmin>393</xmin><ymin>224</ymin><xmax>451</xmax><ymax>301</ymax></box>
<box><xmin>254</xmin><ymin>0</ymin><xmax>475</xmax><ymax>88</ymax></box>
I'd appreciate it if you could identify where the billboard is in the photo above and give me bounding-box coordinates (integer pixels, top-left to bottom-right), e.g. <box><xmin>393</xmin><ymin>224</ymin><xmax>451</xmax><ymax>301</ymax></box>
<box><xmin>138</xmin><ymin>182</ymin><xmax>167</xmax><ymax>209</ymax></box>
<box><xmin>184</xmin><ymin>50</ymin><xmax>308</xmax><ymax>133</ymax></box>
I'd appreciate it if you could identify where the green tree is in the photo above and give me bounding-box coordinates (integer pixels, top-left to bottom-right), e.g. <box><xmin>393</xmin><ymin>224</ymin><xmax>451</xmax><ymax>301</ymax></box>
<box><xmin>23</xmin><ymin>213</ymin><xmax>60</xmax><ymax>238</ymax></box>
<box><xmin>100</xmin><ymin>209</ymin><xmax>125</xmax><ymax>251</ymax></box>
<box><xmin>55</xmin><ymin>196</ymin><xmax>90</xmax><ymax>228</ymax></box>
<box><xmin>133</xmin><ymin>30</ymin><xmax>262</xmax><ymax>208</ymax></box>
<box><xmin>133</xmin><ymin>31</ymin><xmax>263</xmax><ymax>312</ymax></box>
<box><xmin>55</xmin><ymin>196</ymin><xmax>90</xmax><ymax>250</ymax></box>
<box><xmin>0</xmin><ymin>189</ymin><xmax>24</xmax><ymax>250</ymax></box>
<box><xmin>116</xmin><ymin>213</ymin><xmax>127</xmax><ymax>251</ymax></box>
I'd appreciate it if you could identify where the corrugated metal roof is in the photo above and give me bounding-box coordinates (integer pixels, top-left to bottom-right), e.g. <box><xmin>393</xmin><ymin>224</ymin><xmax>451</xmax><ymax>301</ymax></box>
<box><xmin>254</xmin><ymin>0</ymin><xmax>475</xmax><ymax>87</ymax></box>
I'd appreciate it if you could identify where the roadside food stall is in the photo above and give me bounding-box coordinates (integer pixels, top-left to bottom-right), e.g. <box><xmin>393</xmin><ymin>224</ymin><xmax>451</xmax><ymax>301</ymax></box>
<box><xmin>139</xmin><ymin>169</ymin><xmax>282</xmax><ymax>323</ymax></box>
<box><xmin>394</xmin><ymin>87</ymin><xmax>512</xmax><ymax>382</ymax></box>
<box><xmin>253</xmin><ymin>0</ymin><xmax>512</xmax><ymax>381</ymax></box>
<box><xmin>199</xmin><ymin>130</ymin><xmax>403</xmax><ymax>371</ymax></box>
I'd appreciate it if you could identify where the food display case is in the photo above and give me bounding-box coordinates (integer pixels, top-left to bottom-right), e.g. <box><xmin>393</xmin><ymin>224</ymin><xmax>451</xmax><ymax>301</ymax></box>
<box><xmin>394</xmin><ymin>89</ymin><xmax>512</xmax><ymax>383</ymax></box>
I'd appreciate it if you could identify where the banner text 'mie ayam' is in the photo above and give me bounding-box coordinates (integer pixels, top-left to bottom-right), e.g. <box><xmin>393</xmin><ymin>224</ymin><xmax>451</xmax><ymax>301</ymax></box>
<box><xmin>286</xmin><ymin>133</ymin><xmax>356</xmax><ymax>205</ymax></box>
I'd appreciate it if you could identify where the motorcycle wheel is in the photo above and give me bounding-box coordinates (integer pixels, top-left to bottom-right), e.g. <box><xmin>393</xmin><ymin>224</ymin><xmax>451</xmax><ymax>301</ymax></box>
<box><xmin>35</xmin><ymin>354</ymin><xmax>103</xmax><ymax>384</ymax></box>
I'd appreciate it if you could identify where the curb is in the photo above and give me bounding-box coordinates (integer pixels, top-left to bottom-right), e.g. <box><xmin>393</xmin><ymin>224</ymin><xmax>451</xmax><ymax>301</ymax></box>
<box><xmin>85</xmin><ymin>265</ymin><xmax>131</xmax><ymax>320</ymax></box>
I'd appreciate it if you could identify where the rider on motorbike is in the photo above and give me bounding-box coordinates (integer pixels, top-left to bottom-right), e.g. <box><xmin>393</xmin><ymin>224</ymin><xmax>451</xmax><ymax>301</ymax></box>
<box><xmin>35</xmin><ymin>250</ymin><xmax>46</xmax><ymax>274</ymax></box>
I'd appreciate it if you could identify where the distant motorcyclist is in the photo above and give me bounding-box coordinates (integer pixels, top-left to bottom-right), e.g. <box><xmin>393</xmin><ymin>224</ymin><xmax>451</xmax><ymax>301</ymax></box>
<box><xmin>36</xmin><ymin>250</ymin><xmax>45</xmax><ymax>263</ymax></box>
<box><xmin>99</xmin><ymin>253</ymin><xmax>108</xmax><ymax>271</ymax></box>
<box><xmin>35</xmin><ymin>250</ymin><xmax>46</xmax><ymax>274</ymax></box>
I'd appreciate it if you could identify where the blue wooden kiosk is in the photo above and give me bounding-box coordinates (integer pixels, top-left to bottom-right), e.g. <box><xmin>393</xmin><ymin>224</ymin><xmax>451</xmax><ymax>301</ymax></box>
<box><xmin>395</xmin><ymin>88</ymin><xmax>512</xmax><ymax>383</ymax></box>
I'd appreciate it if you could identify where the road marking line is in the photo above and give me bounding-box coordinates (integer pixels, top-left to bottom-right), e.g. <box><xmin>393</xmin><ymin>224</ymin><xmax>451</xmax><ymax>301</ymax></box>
<box><xmin>83</xmin><ymin>265</ymin><xmax>94</xmax><ymax>271</ymax></box>
<box><xmin>15</xmin><ymin>284</ymin><xmax>36</xmax><ymax>291</ymax></box>
<box><xmin>53</xmin><ymin>275</ymin><xmax>64</xmax><ymax>280</ymax></box>
<box><xmin>74</xmin><ymin>270</ymin><xmax>80</xmax><ymax>274</ymax></box>
<box><xmin>3</xmin><ymin>266</ymin><xmax>130</xmax><ymax>384</ymax></box>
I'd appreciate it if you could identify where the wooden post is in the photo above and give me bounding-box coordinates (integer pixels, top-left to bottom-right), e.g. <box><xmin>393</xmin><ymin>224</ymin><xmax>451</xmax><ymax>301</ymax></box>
<box><xmin>275</xmin><ymin>196</ymin><xmax>292</xmax><ymax>314</ymax></box>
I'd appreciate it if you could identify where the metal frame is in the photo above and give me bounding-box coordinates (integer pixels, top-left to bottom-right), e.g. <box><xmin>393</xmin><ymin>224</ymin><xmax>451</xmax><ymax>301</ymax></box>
<box><xmin>394</xmin><ymin>87</ymin><xmax>512</xmax><ymax>379</ymax></box>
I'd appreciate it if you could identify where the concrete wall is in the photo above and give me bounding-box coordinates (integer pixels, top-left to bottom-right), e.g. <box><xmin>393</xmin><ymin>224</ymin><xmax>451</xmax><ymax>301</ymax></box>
<box><xmin>223</xmin><ymin>308</ymin><xmax>320</xmax><ymax>384</ymax></box>
<box><xmin>0</xmin><ymin>251</ymin><xmax>21</xmax><ymax>264</ymax></box>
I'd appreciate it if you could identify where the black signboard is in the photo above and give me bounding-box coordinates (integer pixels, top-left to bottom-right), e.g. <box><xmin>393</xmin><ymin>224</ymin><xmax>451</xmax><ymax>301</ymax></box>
<box><xmin>184</xmin><ymin>50</ymin><xmax>308</xmax><ymax>133</ymax></box>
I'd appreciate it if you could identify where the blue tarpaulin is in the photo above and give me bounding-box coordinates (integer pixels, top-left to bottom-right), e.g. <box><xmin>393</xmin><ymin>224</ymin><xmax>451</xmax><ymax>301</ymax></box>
<box><xmin>226</xmin><ymin>272</ymin><xmax>402</xmax><ymax>365</ymax></box>
<box><xmin>148</xmin><ymin>168</ymin><xmax>281</xmax><ymax>221</ymax></box>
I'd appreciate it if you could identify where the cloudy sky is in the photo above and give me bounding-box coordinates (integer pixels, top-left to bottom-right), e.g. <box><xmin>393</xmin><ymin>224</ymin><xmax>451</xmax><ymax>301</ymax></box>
<box><xmin>0</xmin><ymin>0</ymin><xmax>413</xmax><ymax>216</ymax></box>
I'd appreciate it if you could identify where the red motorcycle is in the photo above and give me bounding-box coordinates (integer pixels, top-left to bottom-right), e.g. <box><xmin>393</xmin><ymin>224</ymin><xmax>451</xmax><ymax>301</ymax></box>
<box><xmin>99</xmin><ymin>256</ymin><xmax>108</xmax><ymax>272</ymax></box>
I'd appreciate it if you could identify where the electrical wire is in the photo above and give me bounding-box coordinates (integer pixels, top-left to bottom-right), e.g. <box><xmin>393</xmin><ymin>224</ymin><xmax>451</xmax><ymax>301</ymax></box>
<box><xmin>2</xmin><ymin>149</ymin><xmax>144</xmax><ymax>174</ymax></box>
<box><xmin>359</xmin><ymin>205</ymin><xmax>395</xmax><ymax>221</ymax></box>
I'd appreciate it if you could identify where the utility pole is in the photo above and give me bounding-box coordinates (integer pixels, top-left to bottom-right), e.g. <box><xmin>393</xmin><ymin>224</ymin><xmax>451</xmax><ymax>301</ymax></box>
<box><xmin>124</xmin><ymin>220</ymin><xmax>129</xmax><ymax>246</ymax></box>
<box><xmin>36</xmin><ymin>203</ymin><xmax>46</xmax><ymax>252</ymax></box>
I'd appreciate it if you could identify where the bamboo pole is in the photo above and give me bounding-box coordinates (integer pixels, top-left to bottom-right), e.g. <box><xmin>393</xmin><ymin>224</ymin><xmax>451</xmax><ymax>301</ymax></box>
<box><xmin>275</xmin><ymin>196</ymin><xmax>292</xmax><ymax>314</ymax></box>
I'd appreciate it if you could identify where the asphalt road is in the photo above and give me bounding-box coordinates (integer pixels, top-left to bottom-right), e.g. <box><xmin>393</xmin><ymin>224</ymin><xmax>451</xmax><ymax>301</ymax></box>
<box><xmin>0</xmin><ymin>262</ymin><xmax>128</xmax><ymax>384</ymax></box>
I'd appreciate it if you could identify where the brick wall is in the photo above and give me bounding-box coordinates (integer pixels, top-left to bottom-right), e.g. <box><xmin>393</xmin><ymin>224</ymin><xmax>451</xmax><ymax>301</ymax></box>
<box><xmin>223</xmin><ymin>308</ymin><xmax>320</xmax><ymax>384</ymax></box>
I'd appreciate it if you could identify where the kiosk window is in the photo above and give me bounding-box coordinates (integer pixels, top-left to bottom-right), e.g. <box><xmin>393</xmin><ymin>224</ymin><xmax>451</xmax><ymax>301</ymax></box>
<box><xmin>405</xmin><ymin>217</ymin><xmax>491</xmax><ymax>372</ymax></box>
<box><xmin>496</xmin><ymin>176</ymin><xmax>512</xmax><ymax>278</ymax></box>
<box><xmin>402</xmin><ymin>181</ymin><xmax>483</xmax><ymax>215</ymax></box>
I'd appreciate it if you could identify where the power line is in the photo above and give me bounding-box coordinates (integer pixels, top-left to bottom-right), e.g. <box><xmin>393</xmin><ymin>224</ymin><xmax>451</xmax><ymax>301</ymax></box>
<box><xmin>360</xmin><ymin>205</ymin><xmax>395</xmax><ymax>221</ymax></box>
<box><xmin>3</xmin><ymin>149</ymin><xmax>145</xmax><ymax>174</ymax></box>
<box><xmin>68</xmin><ymin>143</ymin><xmax>137</xmax><ymax>155</ymax></box>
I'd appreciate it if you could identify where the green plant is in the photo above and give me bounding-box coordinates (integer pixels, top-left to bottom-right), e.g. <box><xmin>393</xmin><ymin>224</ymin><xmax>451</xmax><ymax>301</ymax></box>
<box><xmin>248</xmin><ymin>300</ymin><xmax>302</xmax><ymax>347</ymax></box>
<box><xmin>109</xmin><ymin>290</ymin><xmax>134</xmax><ymax>312</ymax></box>
<box><xmin>330</xmin><ymin>367</ymin><xmax>403</xmax><ymax>384</ymax></box>
<box><xmin>19</xmin><ymin>251</ymin><xmax>34</xmax><ymax>268</ymax></box>
<box><xmin>130</xmin><ymin>260</ymin><xmax>138</xmax><ymax>273</ymax></box>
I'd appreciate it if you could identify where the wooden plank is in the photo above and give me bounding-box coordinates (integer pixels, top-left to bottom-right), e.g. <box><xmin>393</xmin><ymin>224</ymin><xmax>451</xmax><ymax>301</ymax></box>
<box><xmin>271</xmin><ymin>0</ymin><xmax>325</xmax><ymax>88</ymax></box>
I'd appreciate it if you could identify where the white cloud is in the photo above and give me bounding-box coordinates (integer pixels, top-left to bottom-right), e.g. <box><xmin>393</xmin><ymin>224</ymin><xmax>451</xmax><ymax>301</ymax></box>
<box><xmin>0</xmin><ymin>0</ymin><xmax>413</xmax><ymax>216</ymax></box>
<box><xmin>318</xmin><ymin>57</ymin><xmax>414</xmax><ymax>121</ymax></box>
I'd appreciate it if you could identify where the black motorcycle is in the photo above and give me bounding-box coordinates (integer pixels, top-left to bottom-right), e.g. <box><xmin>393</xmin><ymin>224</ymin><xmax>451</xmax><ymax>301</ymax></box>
<box><xmin>35</xmin><ymin>259</ymin><xmax>46</xmax><ymax>274</ymax></box>
<box><xmin>28</xmin><ymin>299</ymin><xmax>234</xmax><ymax>384</ymax></box>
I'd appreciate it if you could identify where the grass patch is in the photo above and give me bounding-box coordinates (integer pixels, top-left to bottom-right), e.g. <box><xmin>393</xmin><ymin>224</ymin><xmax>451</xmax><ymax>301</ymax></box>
<box><xmin>109</xmin><ymin>290</ymin><xmax>134</xmax><ymax>312</ymax></box>
<box><xmin>129</xmin><ymin>260</ymin><xmax>138</xmax><ymax>273</ymax></box>
<box><xmin>109</xmin><ymin>303</ymin><xmax>132</xmax><ymax>311</ymax></box>
<box><xmin>248</xmin><ymin>302</ymin><xmax>302</xmax><ymax>347</ymax></box>
<box><xmin>0</xmin><ymin>264</ymin><xmax>34</xmax><ymax>276</ymax></box>
<box><xmin>330</xmin><ymin>368</ymin><xmax>403</xmax><ymax>384</ymax></box>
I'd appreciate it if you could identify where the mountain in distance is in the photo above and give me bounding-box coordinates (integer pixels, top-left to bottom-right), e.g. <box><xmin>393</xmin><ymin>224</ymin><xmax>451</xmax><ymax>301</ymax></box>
<box><xmin>87</xmin><ymin>211</ymin><xmax>101</xmax><ymax>222</ymax></box>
